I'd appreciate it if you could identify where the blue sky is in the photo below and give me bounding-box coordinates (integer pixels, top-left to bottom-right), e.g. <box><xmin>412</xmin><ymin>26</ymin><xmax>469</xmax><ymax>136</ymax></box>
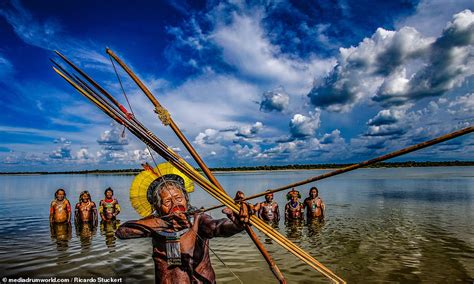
<box><xmin>0</xmin><ymin>0</ymin><xmax>473</xmax><ymax>172</ymax></box>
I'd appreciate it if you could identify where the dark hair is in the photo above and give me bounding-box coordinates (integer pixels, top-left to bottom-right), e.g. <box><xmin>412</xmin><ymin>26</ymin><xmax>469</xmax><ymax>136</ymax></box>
<box><xmin>104</xmin><ymin>187</ymin><xmax>114</xmax><ymax>195</ymax></box>
<box><xmin>309</xmin><ymin>186</ymin><xmax>318</xmax><ymax>195</ymax></box>
<box><xmin>79</xmin><ymin>190</ymin><xmax>91</xmax><ymax>202</ymax></box>
<box><xmin>55</xmin><ymin>188</ymin><xmax>66</xmax><ymax>198</ymax></box>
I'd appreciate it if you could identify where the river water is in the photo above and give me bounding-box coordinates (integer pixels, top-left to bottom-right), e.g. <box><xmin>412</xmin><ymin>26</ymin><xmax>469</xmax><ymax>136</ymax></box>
<box><xmin>0</xmin><ymin>167</ymin><xmax>473</xmax><ymax>283</ymax></box>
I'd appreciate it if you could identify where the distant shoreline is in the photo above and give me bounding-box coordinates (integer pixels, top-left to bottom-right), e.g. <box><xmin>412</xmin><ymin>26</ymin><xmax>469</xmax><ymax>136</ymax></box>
<box><xmin>0</xmin><ymin>161</ymin><xmax>472</xmax><ymax>175</ymax></box>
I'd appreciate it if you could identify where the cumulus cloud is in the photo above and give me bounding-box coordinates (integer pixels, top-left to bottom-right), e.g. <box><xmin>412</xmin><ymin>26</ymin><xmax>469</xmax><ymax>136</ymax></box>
<box><xmin>447</xmin><ymin>93</ymin><xmax>474</xmax><ymax>115</ymax></box>
<box><xmin>367</xmin><ymin>109</ymin><xmax>406</xmax><ymax>126</ymax></box>
<box><xmin>96</xmin><ymin>149</ymin><xmax>129</xmax><ymax>163</ymax></box>
<box><xmin>396</xmin><ymin>0</ymin><xmax>474</xmax><ymax>37</ymax></box>
<box><xmin>352</xmin><ymin>91</ymin><xmax>474</xmax><ymax>158</ymax></box>
<box><xmin>236</xmin><ymin>122</ymin><xmax>263</xmax><ymax>138</ymax></box>
<box><xmin>131</xmin><ymin>148</ymin><xmax>152</xmax><ymax>162</ymax></box>
<box><xmin>54</xmin><ymin>137</ymin><xmax>71</xmax><ymax>144</ymax></box>
<box><xmin>260</xmin><ymin>129</ymin><xmax>348</xmax><ymax>162</ymax></box>
<box><xmin>49</xmin><ymin>137</ymin><xmax>72</xmax><ymax>159</ymax></box>
<box><xmin>308</xmin><ymin>10</ymin><xmax>474</xmax><ymax>111</ymax></box>
<box><xmin>366</xmin><ymin>124</ymin><xmax>406</xmax><ymax>137</ymax></box>
<box><xmin>194</xmin><ymin>128</ymin><xmax>221</xmax><ymax>146</ymax></box>
<box><xmin>194</xmin><ymin>121</ymin><xmax>265</xmax><ymax>147</ymax></box>
<box><xmin>97</xmin><ymin>124</ymin><xmax>129</xmax><ymax>151</ymax></box>
<box><xmin>289</xmin><ymin>109</ymin><xmax>321</xmax><ymax>139</ymax></box>
<box><xmin>260</xmin><ymin>87</ymin><xmax>290</xmax><ymax>112</ymax></box>
<box><xmin>320</xmin><ymin>129</ymin><xmax>344</xmax><ymax>145</ymax></box>
<box><xmin>76</xmin><ymin>147</ymin><xmax>92</xmax><ymax>161</ymax></box>
<box><xmin>374</xmin><ymin>10</ymin><xmax>474</xmax><ymax>106</ymax></box>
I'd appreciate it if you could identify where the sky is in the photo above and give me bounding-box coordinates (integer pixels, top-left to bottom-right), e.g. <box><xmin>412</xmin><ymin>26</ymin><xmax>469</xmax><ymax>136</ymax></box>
<box><xmin>0</xmin><ymin>0</ymin><xmax>473</xmax><ymax>172</ymax></box>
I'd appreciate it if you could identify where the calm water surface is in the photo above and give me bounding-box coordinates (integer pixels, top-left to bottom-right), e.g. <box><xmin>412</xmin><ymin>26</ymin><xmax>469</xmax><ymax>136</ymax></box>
<box><xmin>0</xmin><ymin>167</ymin><xmax>473</xmax><ymax>283</ymax></box>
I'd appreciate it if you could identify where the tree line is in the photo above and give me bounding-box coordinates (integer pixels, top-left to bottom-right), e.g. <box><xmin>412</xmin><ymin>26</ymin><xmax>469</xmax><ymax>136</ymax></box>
<box><xmin>1</xmin><ymin>160</ymin><xmax>473</xmax><ymax>175</ymax></box>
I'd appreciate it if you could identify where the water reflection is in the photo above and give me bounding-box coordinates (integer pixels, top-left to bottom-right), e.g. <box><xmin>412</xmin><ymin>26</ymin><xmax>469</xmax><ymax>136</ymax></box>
<box><xmin>306</xmin><ymin>219</ymin><xmax>325</xmax><ymax>238</ymax></box>
<box><xmin>100</xmin><ymin>220</ymin><xmax>120</xmax><ymax>248</ymax></box>
<box><xmin>50</xmin><ymin>222</ymin><xmax>72</xmax><ymax>250</ymax></box>
<box><xmin>74</xmin><ymin>222</ymin><xmax>97</xmax><ymax>251</ymax></box>
<box><xmin>285</xmin><ymin>220</ymin><xmax>304</xmax><ymax>240</ymax></box>
<box><xmin>263</xmin><ymin>221</ymin><xmax>280</xmax><ymax>244</ymax></box>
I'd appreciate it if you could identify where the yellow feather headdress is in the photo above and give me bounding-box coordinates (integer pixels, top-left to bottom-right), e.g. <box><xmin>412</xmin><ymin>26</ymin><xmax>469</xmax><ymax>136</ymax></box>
<box><xmin>129</xmin><ymin>162</ymin><xmax>194</xmax><ymax>217</ymax></box>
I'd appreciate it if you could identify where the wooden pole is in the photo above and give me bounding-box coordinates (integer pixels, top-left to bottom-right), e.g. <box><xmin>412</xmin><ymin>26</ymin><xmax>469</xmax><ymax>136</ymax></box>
<box><xmin>105</xmin><ymin>48</ymin><xmax>286</xmax><ymax>283</ymax></box>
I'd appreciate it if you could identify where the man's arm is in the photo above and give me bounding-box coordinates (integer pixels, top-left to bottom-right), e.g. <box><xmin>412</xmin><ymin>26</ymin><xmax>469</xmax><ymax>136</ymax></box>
<box><xmin>254</xmin><ymin>202</ymin><xmax>262</xmax><ymax>219</ymax></box>
<box><xmin>66</xmin><ymin>200</ymin><xmax>71</xmax><ymax>223</ymax></box>
<box><xmin>115</xmin><ymin>216</ymin><xmax>167</xmax><ymax>239</ymax></box>
<box><xmin>74</xmin><ymin>203</ymin><xmax>80</xmax><ymax>223</ymax></box>
<box><xmin>49</xmin><ymin>202</ymin><xmax>54</xmax><ymax>223</ymax></box>
<box><xmin>98</xmin><ymin>201</ymin><xmax>105</xmax><ymax>220</ymax></box>
<box><xmin>275</xmin><ymin>204</ymin><xmax>280</xmax><ymax>222</ymax></box>
<box><xmin>114</xmin><ymin>199</ymin><xmax>121</xmax><ymax>216</ymax></box>
<box><xmin>198</xmin><ymin>213</ymin><xmax>245</xmax><ymax>239</ymax></box>
<box><xmin>92</xmin><ymin>202</ymin><xmax>98</xmax><ymax>226</ymax></box>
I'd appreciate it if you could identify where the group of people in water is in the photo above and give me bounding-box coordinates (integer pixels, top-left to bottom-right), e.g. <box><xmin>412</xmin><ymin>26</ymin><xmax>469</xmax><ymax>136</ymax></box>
<box><xmin>254</xmin><ymin>186</ymin><xmax>325</xmax><ymax>224</ymax></box>
<box><xmin>49</xmin><ymin>187</ymin><xmax>121</xmax><ymax>248</ymax></box>
<box><xmin>48</xmin><ymin>180</ymin><xmax>324</xmax><ymax>283</ymax></box>
<box><xmin>49</xmin><ymin>187</ymin><xmax>121</xmax><ymax>225</ymax></box>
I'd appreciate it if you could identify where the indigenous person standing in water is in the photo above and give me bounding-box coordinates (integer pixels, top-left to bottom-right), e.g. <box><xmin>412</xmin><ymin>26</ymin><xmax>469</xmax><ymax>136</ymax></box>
<box><xmin>303</xmin><ymin>187</ymin><xmax>325</xmax><ymax>221</ymax></box>
<box><xmin>284</xmin><ymin>188</ymin><xmax>304</xmax><ymax>222</ymax></box>
<box><xmin>254</xmin><ymin>191</ymin><xmax>280</xmax><ymax>223</ymax></box>
<box><xmin>99</xmin><ymin>187</ymin><xmax>120</xmax><ymax>221</ymax></box>
<box><xmin>115</xmin><ymin>175</ymin><xmax>249</xmax><ymax>284</ymax></box>
<box><xmin>75</xmin><ymin>191</ymin><xmax>98</xmax><ymax>225</ymax></box>
<box><xmin>49</xmin><ymin>188</ymin><xmax>71</xmax><ymax>224</ymax></box>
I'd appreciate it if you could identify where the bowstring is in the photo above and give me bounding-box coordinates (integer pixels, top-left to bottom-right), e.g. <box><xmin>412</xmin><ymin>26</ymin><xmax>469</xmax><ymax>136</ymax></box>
<box><xmin>188</xmin><ymin>226</ymin><xmax>243</xmax><ymax>284</ymax></box>
<box><xmin>108</xmin><ymin>53</ymin><xmax>159</xmax><ymax>169</ymax></box>
<box><xmin>108</xmin><ymin>53</ymin><xmax>178</xmax><ymax>202</ymax></box>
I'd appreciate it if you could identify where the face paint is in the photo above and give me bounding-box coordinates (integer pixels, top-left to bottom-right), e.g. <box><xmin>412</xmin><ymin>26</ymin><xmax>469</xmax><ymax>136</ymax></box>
<box><xmin>171</xmin><ymin>205</ymin><xmax>187</xmax><ymax>213</ymax></box>
<box><xmin>159</xmin><ymin>185</ymin><xmax>188</xmax><ymax>215</ymax></box>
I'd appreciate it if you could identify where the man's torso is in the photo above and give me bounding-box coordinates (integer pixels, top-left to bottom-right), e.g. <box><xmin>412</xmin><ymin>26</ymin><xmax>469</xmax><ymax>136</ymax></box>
<box><xmin>51</xmin><ymin>199</ymin><xmax>70</xmax><ymax>223</ymax></box>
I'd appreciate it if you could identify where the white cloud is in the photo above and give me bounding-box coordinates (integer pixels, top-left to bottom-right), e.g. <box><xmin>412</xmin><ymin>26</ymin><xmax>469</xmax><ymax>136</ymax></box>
<box><xmin>289</xmin><ymin>109</ymin><xmax>321</xmax><ymax>139</ymax></box>
<box><xmin>353</xmin><ymin>91</ymin><xmax>474</xmax><ymax>157</ymax></box>
<box><xmin>236</xmin><ymin>122</ymin><xmax>263</xmax><ymax>138</ymax></box>
<box><xmin>131</xmin><ymin>148</ymin><xmax>152</xmax><ymax>162</ymax></box>
<box><xmin>97</xmin><ymin>123</ymin><xmax>129</xmax><ymax>151</ymax></box>
<box><xmin>211</xmin><ymin>11</ymin><xmax>335</xmax><ymax>94</ymax></box>
<box><xmin>260</xmin><ymin>87</ymin><xmax>290</xmax><ymax>112</ymax></box>
<box><xmin>49</xmin><ymin>138</ymin><xmax>72</xmax><ymax>159</ymax></box>
<box><xmin>447</xmin><ymin>93</ymin><xmax>474</xmax><ymax>114</ymax></box>
<box><xmin>396</xmin><ymin>0</ymin><xmax>474</xmax><ymax>37</ymax></box>
<box><xmin>367</xmin><ymin>108</ymin><xmax>406</xmax><ymax>126</ymax></box>
<box><xmin>194</xmin><ymin>128</ymin><xmax>221</xmax><ymax>146</ymax></box>
<box><xmin>308</xmin><ymin>10</ymin><xmax>474</xmax><ymax>111</ymax></box>
<box><xmin>261</xmin><ymin>129</ymin><xmax>348</xmax><ymax>162</ymax></box>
